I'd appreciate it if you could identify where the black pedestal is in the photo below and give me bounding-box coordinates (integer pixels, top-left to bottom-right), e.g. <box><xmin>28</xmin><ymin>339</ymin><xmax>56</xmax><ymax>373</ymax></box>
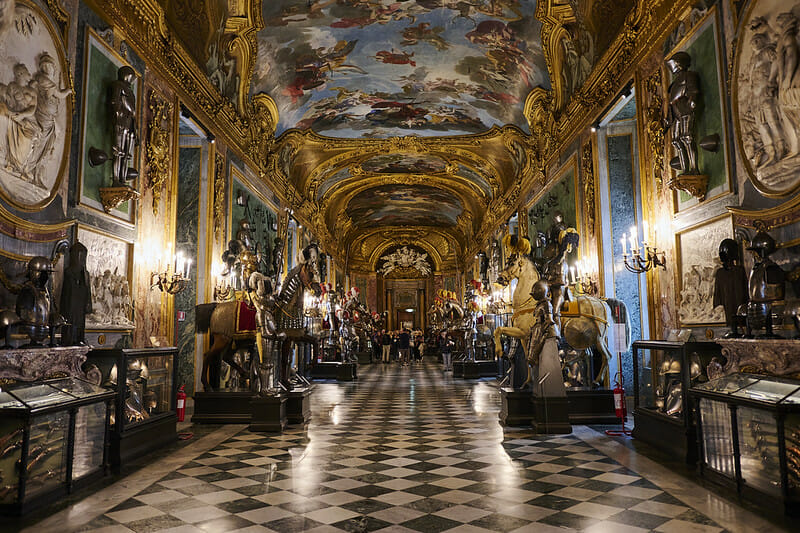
<box><xmin>287</xmin><ymin>386</ymin><xmax>313</xmax><ymax>424</ymax></box>
<box><xmin>311</xmin><ymin>362</ymin><xmax>340</xmax><ymax>379</ymax></box>
<box><xmin>452</xmin><ymin>360</ymin><xmax>465</xmax><ymax>377</ymax></box>
<box><xmin>566</xmin><ymin>388</ymin><xmax>620</xmax><ymax>424</ymax></box>
<box><xmin>461</xmin><ymin>360</ymin><xmax>498</xmax><ymax>378</ymax></box>
<box><xmin>337</xmin><ymin>362</ymin><xmax>357</xmax><ymax>381</ymax></box>
<box><xmin>532</xmin><ymin>396</ymin><xmax>572</xmax><ymax>434</ymax></box>
<box><xmin>356</xmin><ymin>351</ymin><xmax>372</xmax><ymax>364</ymax></box>
<box><xmin>192</xmin><ymin>391</ymin><xmax>255</xmax><ymax>424</ymax></box>
<box><xmin>249</xmin><ymin>394</ymin><xmax>287</xmax><ymax>432</ymax></box>
<box><xmin>500</xmin><ymin>388</ymin><xmax>533</xmax><ymax>426</ymax></box>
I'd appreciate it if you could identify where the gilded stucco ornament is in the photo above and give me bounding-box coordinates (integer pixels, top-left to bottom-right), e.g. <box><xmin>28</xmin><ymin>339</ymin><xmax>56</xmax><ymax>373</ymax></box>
<box><xmin>213</xmin><ymin>153</ymin><xmax>225</xmax><ymax>242</ymax></box>
<box><xmin>146</xmin><ymin>91</ymin><xmax>172</xmax><ymax>216</ymax></box>
<box><xmin>581</xmin><ymin>141</ymin><xmax>596</xmax><ymax>235</ymax></box>
<box><xmin>644</xmin><ymin>68</ymin><xmax>666</xmax><ymax>188</ymax></box>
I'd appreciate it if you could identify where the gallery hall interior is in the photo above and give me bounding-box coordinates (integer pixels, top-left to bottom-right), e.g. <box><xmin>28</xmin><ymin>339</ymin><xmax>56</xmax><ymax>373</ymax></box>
<box><xmin>1</xmin><ymin>0</ymin><xmax>800</xmax><ymax>531</ymax></box>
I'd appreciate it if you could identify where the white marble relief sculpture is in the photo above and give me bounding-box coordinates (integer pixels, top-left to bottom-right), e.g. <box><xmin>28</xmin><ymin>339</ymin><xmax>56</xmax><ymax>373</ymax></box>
<box><xmin>735</xmin><ymin>2</ymin><xmax>800</xmax><ymax>196</ymax></box>
<box><xmin>77</xmin><ymin>227</ymin><xmax>134</xmax><ymax>329</ymax></box>
<box><xmin>0</xmin><ymin>0</ymin><xmax>70</xmax><ymax>208</ymax></box>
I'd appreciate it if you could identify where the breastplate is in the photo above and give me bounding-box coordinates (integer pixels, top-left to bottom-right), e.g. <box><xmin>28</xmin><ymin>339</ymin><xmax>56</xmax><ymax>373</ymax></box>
<box><xmin>749</xmin><ymin>261</ymin><xmax>786</xmax><ymax>303</ymax></box>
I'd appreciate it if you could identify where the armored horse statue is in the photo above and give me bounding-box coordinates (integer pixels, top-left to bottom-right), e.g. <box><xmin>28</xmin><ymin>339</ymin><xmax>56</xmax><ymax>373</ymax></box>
<box><xmin>196</xmin><ymin>243</ymin><xmax>322</xmax><ymax>392</ymax></box>
<box><xmin>493</xmin><ymin>235</ymin><xmax>630</xmax><ymax>388</ymax></box>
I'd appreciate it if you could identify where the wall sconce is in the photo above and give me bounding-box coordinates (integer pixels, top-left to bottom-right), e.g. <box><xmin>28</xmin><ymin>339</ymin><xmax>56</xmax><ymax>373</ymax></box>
<box><xmin>569</xmin><ymin>259</ymin><xmax>599</xmax><ymax>296</ymax></box>
<box><xmin>210</xmin><ymin>262</ymin><xmax>234</xmax><ymax>301</ymax></box>
<box><xmin>151</xmin><ymin>250</ymin><xmax>192</xmax><ymax>294</ymax></box>
<box><xmin>621</xmin><ymin>222</ymin><xmax>666</xmax><ymax>273</ymax></box>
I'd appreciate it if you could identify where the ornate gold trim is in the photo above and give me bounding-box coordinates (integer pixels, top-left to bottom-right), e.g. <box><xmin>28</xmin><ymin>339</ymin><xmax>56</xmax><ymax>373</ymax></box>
<box><xmin>213</xmin><ymin>152</ymin><xmax>225</xmax><ymax>243</ymax></box>
<box><xmin>99</xmin><ymin>186</ymin><xmax>141</xmax><ymax>213</ymax></box>
<box><xmin>0</xmin><ymin>0</ymin><xmax>74</xmax><ymax>213</ymax></box>
<box><xmin>727</xmin><ymin>195</ymin><xmax>800</xmax><ymax>231</ymax></box>
<box><xmin>146</xmin><ymin>90</ymin><xmax>172</xmax><ymax>216</ymax></box>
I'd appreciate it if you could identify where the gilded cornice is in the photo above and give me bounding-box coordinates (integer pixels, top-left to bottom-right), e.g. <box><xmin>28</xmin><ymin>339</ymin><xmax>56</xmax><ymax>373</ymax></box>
<box><xmin>528</xmin><ymin>0</ymin><xmax>694</xmax><ymax>184</ymax></box>
<box><xmin>83</xmin><ymin>0</ymin><xmax>285</xmax><ymax>201</ymax></box>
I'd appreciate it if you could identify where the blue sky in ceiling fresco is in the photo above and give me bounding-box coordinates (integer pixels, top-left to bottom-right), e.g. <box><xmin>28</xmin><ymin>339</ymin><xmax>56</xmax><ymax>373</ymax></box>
<box><xmin>254</xmin><ymin>0</ymin><xmax>548</xmax><ymax>137</ymax></box>
<box><xmin>346</xmin><ymin>184</ymin><xmax>463</xmax><ymax>226</ymax></box>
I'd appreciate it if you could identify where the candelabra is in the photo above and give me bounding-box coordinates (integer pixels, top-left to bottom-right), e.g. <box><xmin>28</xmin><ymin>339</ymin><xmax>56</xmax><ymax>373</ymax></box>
<box><xmin>621</xmin><ymin>225</ymin><xmax>666</xmax><ymax>274</ymax></box>
<box><xmin>571</xmin><ymin>275</ymin><xmax>599</xmax><ymax>296</ymax></box>
<box><xmin>151</xmin><ymin>253</ymin><xmax>191</xmax><ymax>294</ymax></box>
<box><xmin>567</xmin><ymin>261</ymin><xmax>599</xmax><ymax>296</ymax></box>
<box><xmin>213</xmin><ymin>283</ymin><xmax>234</xmax><ymax>301</ymax></box>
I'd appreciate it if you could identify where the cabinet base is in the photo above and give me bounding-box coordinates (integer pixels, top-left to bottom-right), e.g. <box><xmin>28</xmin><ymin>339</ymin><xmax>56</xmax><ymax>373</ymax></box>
<box><xmin>113</xmin><ymin>414</ymin><xmax>177</xmax><ymax>468</ymax></box>
<box><xmin>633</xmin><ymin>407</ymin><xmax>696</xmax><ymax>463</ymax></box>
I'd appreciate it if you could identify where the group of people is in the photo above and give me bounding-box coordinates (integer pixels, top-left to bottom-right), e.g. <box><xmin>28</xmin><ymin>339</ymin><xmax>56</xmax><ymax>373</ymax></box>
<box><xmin>373</xmin><ymin>328</ymin><xmax>426</xmax><ymax>366</ymax></box>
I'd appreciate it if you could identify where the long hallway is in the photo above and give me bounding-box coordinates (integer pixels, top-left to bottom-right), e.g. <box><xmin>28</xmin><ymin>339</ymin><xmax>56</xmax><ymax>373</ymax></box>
<box><xmin>21</xmin><ymin>362</ymin><xmax>789</xmax><ymax>532</ymax></box>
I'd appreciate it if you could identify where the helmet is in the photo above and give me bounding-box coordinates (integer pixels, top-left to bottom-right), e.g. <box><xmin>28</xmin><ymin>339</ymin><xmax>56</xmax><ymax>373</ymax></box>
<box><xmin>718</xmin><ymin>238</ymin><xmax>740</xmax><ymax>264</ymax></box>
<box><xmin>747</xmin><ymin>230</ymin><xmax>776</xmax><ymax>257</ymax></box>
<box><xmin>666</xmin><ymin>51</ymin><xmax>691</xmax><ymax>71</ymax></box>
<box><xmin>531</xmin><ymin>280</ymin><xmax>549</xmax><ymax>301</ymax></box>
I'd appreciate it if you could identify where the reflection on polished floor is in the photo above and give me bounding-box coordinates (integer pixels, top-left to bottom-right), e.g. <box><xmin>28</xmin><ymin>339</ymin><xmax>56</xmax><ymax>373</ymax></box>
<box><xmin>20</xmin><ymin>361</ymin><xmax>792</xmax><ymax>532</ymax></box>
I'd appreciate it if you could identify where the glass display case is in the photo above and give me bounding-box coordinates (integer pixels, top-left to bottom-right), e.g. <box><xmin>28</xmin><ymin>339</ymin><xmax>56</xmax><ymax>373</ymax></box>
<box><xmin>631</xmin><ymin>340</ymin><xmax>722</xmax><ymax>462</ymax></box>
<box><xmin>84</xmin><ymin>348</ymin><xmax>178</xmax><ymax>468</ymax></box>
<box><xmin>0</xmin><ymin>377</ymin><xmax>113</xmax><ymax>515</ymax></box>
<box><xmin>691</xmin><ymin>374</ymin><xmax>800</xmax><ymax>514</ymax></box>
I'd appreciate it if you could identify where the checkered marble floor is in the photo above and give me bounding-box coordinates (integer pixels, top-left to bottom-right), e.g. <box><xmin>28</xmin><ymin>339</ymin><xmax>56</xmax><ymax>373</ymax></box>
<box><xmin>71</xmin><ymin>362</ymin><xmax>737</xmax><ymax>532</ymax></box>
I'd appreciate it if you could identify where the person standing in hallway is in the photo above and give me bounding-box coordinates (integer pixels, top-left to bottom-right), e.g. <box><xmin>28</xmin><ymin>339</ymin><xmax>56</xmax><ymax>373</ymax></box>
<box><xmin>398</xmin><ymin>328</ymin><xmax>411</xmax><ymax>366</ymax></box>
<box><xmin>381</xmin><ymin>329</ymin><xmax>391</xmax><ymax>363</ymax></box>
<box><xmin>441</xmin><ymin>332</ymin><xmax>454</xmax><ymax>371</ymax></box>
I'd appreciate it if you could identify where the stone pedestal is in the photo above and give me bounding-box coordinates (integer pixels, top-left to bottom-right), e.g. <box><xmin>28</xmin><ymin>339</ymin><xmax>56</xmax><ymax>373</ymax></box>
<box><xmin>500</xmin><ymin>388</ymin><xmax>533</xmax><ymax>426</ymax></box>
<box><xmin>287</xmin><ymin>386</ymin><xmax>312</xmax><ymax>425</ymax></box>
<box><xmin>0</xmin><ymin>345</ymin><xmax>90</xmax><ymax>382</ymax></box>
<box><xmin>532</xmin><ymin>396</ymin><xmax>572</xmax><ymax>434</ymax></box>
<box><xmin>461</xmin><ymin>360</ymin><xmax>498</xmax><ymax>378</ymax></box>
<box><xmin>250</xmin><ymin>394</ymin><xmax>287</xmax><ymax>432</ymax></box>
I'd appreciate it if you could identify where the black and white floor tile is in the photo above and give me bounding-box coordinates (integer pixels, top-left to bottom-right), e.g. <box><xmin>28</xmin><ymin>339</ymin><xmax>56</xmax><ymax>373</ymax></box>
<box><xmin>23</xmin><ymin>361</ymin><xmax>789</xmax><ymax>532</ymax></box>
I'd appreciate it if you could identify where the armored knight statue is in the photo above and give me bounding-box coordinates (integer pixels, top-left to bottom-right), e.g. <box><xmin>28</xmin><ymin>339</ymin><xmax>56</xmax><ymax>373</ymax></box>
<box><xmin>745</xmin><ymin>229</ymin><xmax>785</xmax><ymax>337</ymax></box>
<box><xmin>109</xmin><ymin>66</ymin><xmax>138</xmax><ymax>186</ymax></box>
<box><xmin>665</xmin><ymin>52</ymin><xmax>701</xmax><ymax>175</ymax></box>
<box><xmin>713</xmin><ymin>238</ymin><xmax>748</xmax><ymax>337</ymax></box>
<box><xmin>16</xmin><ymin>257</ymin><xmax>54</xmax><ymax>346</ymax></box>
<box><xmin>542</xmin><ymin>220</ymin><xmax>578</xmax><ymax>328</ymax></box>
<box><xmin>60</xmin><ymin>241</ymin><xmax>92</xmax><ymax>345</ymax></box>
<box><xmin>527</xmin><ymin>280</ymin><xmax>564</xmax><ymax>397</ymax></box>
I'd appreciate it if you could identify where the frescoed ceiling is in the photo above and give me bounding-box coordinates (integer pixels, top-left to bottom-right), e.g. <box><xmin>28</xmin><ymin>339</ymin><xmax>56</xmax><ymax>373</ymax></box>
<box><xmin>253</xmin><ymin>0</ymin><xmax>548</xmax><ymax>138</ymax></box>
<box><xmin>346</xmin><ymin>184</ymin><xmax>464</xmax><ymax>228</ymax></box>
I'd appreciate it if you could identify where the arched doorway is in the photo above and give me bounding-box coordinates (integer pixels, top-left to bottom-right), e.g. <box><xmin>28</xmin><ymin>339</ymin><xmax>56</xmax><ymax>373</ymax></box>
<box><xmin>374</xmin><ymin>245</ymin><xmax>435</xmax><ymax>331</ymax></box>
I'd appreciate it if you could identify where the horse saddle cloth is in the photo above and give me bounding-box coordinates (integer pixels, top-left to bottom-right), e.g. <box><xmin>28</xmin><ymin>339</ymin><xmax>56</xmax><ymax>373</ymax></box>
<box><xmin>234</xmin><ymin>301</ymin><xmax>257</xmax><ymax>334</ymax></box>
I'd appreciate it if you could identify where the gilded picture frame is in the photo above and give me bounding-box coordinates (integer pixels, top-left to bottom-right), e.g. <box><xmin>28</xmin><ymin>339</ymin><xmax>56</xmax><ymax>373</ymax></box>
<box><xmin>78</xmin><ymin>28</ymin><xmax>141</xmax><ymax>223</ymax></box>
<box><xmin>674</xmin><ymin>214</ymin><xmax>734</xmax><ymax>327</ymax></box>
<box><xmin>667</xmin><ymin>6</ymin><xmax>732</xmax><ymax>212</ymax></box>
<box><xmin>0</xmin><ymin>0</ymin><xmax>72</xmax><ymax>212</ymax></box>
<box><xmin>732</xmin><ymin>0</ymin><xmax>800</xmax><ymax>198</ymax></box>
<box><xmin>76</xmin><ymin>224</ymin><xmax>135</xmax><ymax>331</ymax></box>
<box><xmin>526</xmin><ymin>153</ymin><xmax>580</xmax><ymax>260</ymax></box>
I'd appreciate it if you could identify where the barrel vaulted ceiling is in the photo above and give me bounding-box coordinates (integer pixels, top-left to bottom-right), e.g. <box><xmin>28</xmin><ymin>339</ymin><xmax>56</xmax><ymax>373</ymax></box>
<box><xmin>152</xmin><ymin>0</ymin><xmax>641</xmax><ymax>271</ymax></box>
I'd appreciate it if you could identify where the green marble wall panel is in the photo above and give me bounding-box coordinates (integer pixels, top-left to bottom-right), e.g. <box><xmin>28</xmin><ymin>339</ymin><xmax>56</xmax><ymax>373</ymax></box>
<box><xmin>175</xmin><ymin>147</ymin><xmax>201</xmax><ymax>394</ymax></box>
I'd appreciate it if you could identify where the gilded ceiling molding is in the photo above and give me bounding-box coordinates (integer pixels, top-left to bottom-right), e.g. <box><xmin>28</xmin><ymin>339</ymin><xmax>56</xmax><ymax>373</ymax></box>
<box><xmin>529</xmin><ymin>0</ymin><xmax>694</xmax><ymax>179</ymax></box>
<box><xmin>83</xmin><ymin>0</ymin><xmax>286</xmax><ymax>203</ymax></box>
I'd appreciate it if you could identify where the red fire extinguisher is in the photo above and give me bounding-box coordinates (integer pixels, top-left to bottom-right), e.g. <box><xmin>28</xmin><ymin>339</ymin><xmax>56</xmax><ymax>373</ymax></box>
<box><xmin>176</xmin><ymin>385</ymin><xmax>186</xmax><ymax>422</ymax></box>
<box><xmin>613</xmin><ymin>383</ymin><xmax>627</xmax><ymax>420</ymax></box>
